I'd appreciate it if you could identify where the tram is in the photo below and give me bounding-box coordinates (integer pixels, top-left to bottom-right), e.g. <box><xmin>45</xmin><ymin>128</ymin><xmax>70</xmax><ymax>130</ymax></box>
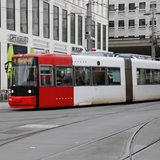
<box><xmin>8</xmin><ymin>52</ymin><xmax>160</xmax><ymax>109</ymax></box>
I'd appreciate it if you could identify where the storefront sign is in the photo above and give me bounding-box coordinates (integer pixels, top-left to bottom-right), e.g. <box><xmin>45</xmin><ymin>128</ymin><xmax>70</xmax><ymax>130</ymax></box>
<box><xmin>72</xmin><ymin>47</ymin><xmax>83</xmax><ymax>53</ymax></box>
<box><xmin>8</xmin><ymin>34</ymin><xmax>28</xmax><ymax>44</ymax></box>
<box><xmin>54</xmin><ymin>43</ymin><xmax>67</xmax><ymax>53</ymax></box>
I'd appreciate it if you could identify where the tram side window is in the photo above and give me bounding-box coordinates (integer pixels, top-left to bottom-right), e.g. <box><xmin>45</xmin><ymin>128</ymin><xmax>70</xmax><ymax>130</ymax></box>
<box><xmin>137</xmin><ymin>68</ymin><xmax>151</xmax><ymax>85</ymax></box>
<box><xmin>92</xmin><ymin>67</ymin><xmax>105</xmax><ymax>85</ymax></box>
<box><xmin>56</xmin><ymin>66</ymin><xmax>73</xmax><ymax>86</ymax></box>
<box><xmin>137</xmin><ymin>68</ymin><xmax>145</xmax><ymax>85</ymax></box>
<box><xmin>40</xmin><ymin>66</ymin><xmax>53</xmax><ymax>86</ymax></box>
<box><xmin>75</xmin><ymin>67</ymin><xmax>91</xmax><ymax>86</ymax></box>
<box><xmin>137</xmin><ymin>68</ymin><xmax>160</xmax><ymax>85</ymax></box>
<box><xmin>153</xmin><ymin>70</ymin><xmax>160</xmax><ymax>84</ymax></box>
<box><xmin>106</xmin><ymin>67</ymin><xmax>121</xmax><ymax>85</ymax></box>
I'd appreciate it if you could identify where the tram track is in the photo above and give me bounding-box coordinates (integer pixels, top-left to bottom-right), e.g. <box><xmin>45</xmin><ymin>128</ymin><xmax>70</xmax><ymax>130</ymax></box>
<box><xmin>122</xmin><ymin>117</ymin><xmax>160</xmax><ymax>160</ymax></box>
<box><xmin>0</xmin><ymin>102</ymin><xmax>160</xmax><ymax>160</ymax></box>
<box><xmin>37</xmin><ymin>116</ymin><xmax>160</xmax><ymax>160</ymax></box>
<box><xmin>0</xmin><ymin>101</ymin><xmax>157</xmax><ymax>135</ymax></box>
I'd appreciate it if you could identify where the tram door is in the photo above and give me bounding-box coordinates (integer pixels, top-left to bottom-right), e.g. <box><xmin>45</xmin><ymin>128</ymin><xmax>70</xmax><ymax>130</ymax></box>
<box><xmin>39</xmin><ymin>65</ymin><xmax>55</xmax><ymax>108</ymax></box>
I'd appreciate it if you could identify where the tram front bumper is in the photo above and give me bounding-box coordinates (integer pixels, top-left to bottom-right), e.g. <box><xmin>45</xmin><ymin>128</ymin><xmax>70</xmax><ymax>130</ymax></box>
<box><xmin>8</xmin><ymin>96</ymin><xmax>36</xmax><ymax>109</ymax></box>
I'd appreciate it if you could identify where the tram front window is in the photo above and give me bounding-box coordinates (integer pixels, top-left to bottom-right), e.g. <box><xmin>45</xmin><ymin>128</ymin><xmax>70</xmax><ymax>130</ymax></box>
<box><xmin>12</xmin><ymin>57</ymin><xmax>37</xmax><ymax>86</ymax></box>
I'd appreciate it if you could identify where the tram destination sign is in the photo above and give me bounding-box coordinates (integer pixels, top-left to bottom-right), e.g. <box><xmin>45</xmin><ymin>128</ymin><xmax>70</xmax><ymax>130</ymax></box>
<box><xmin>13</xmin><ymin>57</ymin><xmax>33</xmax><ymax>65</ymax></box>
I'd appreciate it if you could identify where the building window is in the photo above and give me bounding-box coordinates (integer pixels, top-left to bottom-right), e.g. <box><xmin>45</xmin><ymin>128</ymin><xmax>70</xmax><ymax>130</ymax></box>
<box><xmin>97</xmin><ymin>22</ymin><xmax>101</xmax><ymax>49</ymax></box>
<box><xmin>109</xmin><ymin>4</ymin><xmax>115</xmax><ymax>12</ymax></box>
<box><xmin>150</xmin><ymin>1</ymin><xmax>156</xmax><ymax>10</ymax></box>
<box><xmin>91</xmin><ymin>20</ymin><xmax>95</xmax><ymax>48</ymax></box>
<box><xmin>70</xmin><ymin>13</ymin><xmax>75</xmax><ymax>44</ymax></box>
<box><xmin>43</xmin><ymin>2</ymin><xmax>50</xmax><ymax>38</ymax></box>
<box><xmin>109</xmin><ymin>21</ymin><xmax>114</xmax><ymax>28</ymax></box>
<box><xmin>119</xmin><ymin>4</ymin><xmax>125</xmax><ymax>12</ymax></box>
<box><xmin>150</xmin><ymin>19</ymin><xmax>156</xmax><ymax>26</ymax></box>
<box><xmin>53</xmin><ymin>5</ymin><xmax>59</xmax><ymax>40</ymax></box>
<box><xmin>62</xmin><ymin>9</ymin><xmax>68</xmax><ymax>42</ymax></box>
<box><xmin>128</xmin><ymin>19</ymin><xmax>135</xmax><ymax>28</ymax></box>
<box><xmin>118</xmin><ymin>20</ymin><xmax>124</xmax><ymax>29</ymax></box>
<box><xmin>103</xmin><ymin>25</ymin><xmax>106</xmax><ymax>51</ymax></box>
<box><xmin>139</xmin><ymin>19</ymin><xmax>145</xmax><ymax>28</ymax></box>
<box><xmin>7</xmin><ymin>0</ymin><xmax>15</xmax><ymax>30</ymax></box>
<box><xmin>78</xmin><ymin>15</ymin><xmax>82</xmax><ymax>45</ymax></box>
<box><xmin>32</xmin><ymin>0</ymin><xmax>39</xmax><ymax>36</ymax></box>
<box><xmin>129</xmin><ymin>3</ymin><xmax>135</xmax><ymax>12</ymax></box>
<box><xmin>139</xmin><ymin>35</ymin><xmax>145</xmax><ymax>39</ymax></box>
<box><xmin>20</xmin><ymin>0</ymin><xmax>28</xmax><ymax>33</ymax></box>
<box><xmin>139</xmin><ymin>2</ymin><xmax>146</xmax><ymax>11</ymax></box>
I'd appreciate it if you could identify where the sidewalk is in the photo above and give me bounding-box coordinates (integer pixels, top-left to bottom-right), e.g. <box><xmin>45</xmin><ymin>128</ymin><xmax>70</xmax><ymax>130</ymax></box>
<box><xmin>0</xmin><ymin>101</ymin><xmax>9</xmax><ymax>109</ymax></box>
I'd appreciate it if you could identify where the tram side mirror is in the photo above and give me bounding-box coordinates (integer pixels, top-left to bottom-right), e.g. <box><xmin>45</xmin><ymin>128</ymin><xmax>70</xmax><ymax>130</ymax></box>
<box><xmin>4</xmin><ymin>62</ymin><xmax>9</xmax><ymax>72</ymax></box>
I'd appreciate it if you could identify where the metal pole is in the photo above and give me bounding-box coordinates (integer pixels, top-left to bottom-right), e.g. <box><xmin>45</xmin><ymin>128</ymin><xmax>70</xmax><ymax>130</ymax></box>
<box><xmin>86</xmin><ymin>0</ymin><xmax>92</xmax><ymax>51</ymax></box>
<box><xmin>151</xmin><ymin>5</ymin><xmax>156</xmax><ymax>60</ymax></box>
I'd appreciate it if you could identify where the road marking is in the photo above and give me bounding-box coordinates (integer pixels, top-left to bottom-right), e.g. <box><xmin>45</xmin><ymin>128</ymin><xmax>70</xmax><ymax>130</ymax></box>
<box><xmin>19</xmin><ymin>124</ymin><xmax>60</xmax><ymax>129</ymax></box>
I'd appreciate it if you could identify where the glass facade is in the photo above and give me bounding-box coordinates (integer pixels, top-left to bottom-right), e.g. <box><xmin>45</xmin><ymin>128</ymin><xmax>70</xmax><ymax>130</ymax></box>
<box><xmin>62</xmin><ymin>9</ymin><xmax>68</xmax><ymax>42</ymax></box>
<box><xmin>43</xmin><ymin>2</ymin><xmax>50</xmax><ymax>38</ymax></box>
<box><xmin>70</xmin><ymin>13</ymin><xmax>75</xmax><ymax>44</ymax></box>
<box><xmin>97</xmin><ymin>22</ymin><xmax>101</xmax><ymax>49</ymax></box>
<box><xmin>78</xmin><ymin>15</ymin><xmax>82</xmax><ymax>45</ymax></box>
<box><xmin>53</xmin><ymin>5</ymin><xmax>59</xmax><ymax>40</ymax></box>
<box><xmin>4</xmin><ymin>1</ymin><xmax>107</xmax><ymax>49</ymax></box>
<box><xmin>7</xmin><ymin>0</ymin><xmax>15</xmax><ymax>30</ymax></box>
<box><xmin>20</xmin><ymin>0</ymin><xmax>28</xmax><ymax>33</ymax></box>
<box><xmin>4</xmin><ymin>1</ymin><xmax>107</xmax><ymax>50</ymax></box>
<box><xmin>91</xmin><ymin>20</ymin><xmax>95</xmax><ymax>48</ymax></box>
<box><xmin>103</xmin><ymin>25</ymin><xmax>106</xmax><ymax>51</ymax></box>
<box><xmin>32</xmin><ymin>0</ymin><xmax>39</xmax><ymax>36</ymax></box>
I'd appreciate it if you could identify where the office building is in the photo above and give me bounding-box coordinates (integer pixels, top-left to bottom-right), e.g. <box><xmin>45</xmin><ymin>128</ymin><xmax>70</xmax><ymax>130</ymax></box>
<box><xmin>0</xmin><ymin>0</ymin><xmax>108</xmax><ymax>90</ymax></box>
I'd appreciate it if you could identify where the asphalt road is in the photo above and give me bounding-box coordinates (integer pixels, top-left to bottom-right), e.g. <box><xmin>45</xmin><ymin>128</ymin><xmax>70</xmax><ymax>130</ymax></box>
<box><xmin>0</xmin><ymin>101</ymin><xmax>160</xmax><ymax>160</ymax></box>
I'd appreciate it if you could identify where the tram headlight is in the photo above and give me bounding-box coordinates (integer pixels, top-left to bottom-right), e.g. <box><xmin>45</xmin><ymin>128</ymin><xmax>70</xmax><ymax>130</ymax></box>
<box><xmin>11</xmin><ymin>89</ymin><xmax>14</xmax><ymax>94</ymax></box>
<box><xmin>28</xmin><ymin>89</ymin><xmax>32</xmax><ymax>94</ymax></box>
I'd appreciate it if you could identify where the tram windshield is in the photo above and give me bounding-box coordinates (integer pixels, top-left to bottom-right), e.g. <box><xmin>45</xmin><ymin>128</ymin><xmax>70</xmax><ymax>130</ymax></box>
<box><xmin>12</xmin><ymin>57</ymin><xmax>38</xmax><ymax>86</ymax></box>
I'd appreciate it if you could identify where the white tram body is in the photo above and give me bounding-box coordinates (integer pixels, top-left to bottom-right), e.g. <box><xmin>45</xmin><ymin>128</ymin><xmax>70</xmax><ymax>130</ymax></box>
<box><xmin>132</xmin><ymin>59</ymin><xmax>160</xmax><ymax>101</ymax></box>
<box><xmin>73</xmin><ymin>54</ymin><xmax>160</xmax><ymax>106</ymax></box>
<box><xmin>72</xmin><ymin>55</ymin><xmax>126</xmax><ymax>106</ymax></box>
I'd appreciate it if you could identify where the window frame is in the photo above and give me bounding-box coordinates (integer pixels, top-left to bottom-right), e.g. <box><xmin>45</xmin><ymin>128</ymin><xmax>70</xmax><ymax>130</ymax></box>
<box><xmin>40</xmin><ymin>65</ymin><xmax>54</xmax><ymax>87</ymax></box>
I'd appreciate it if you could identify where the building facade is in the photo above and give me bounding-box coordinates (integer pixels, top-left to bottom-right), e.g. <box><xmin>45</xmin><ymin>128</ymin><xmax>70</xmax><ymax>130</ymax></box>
<box><xmin>0</xmin><ymin>0</ymin><xmax>108</xmax><ymax>90</ymax></box>
<box><xmin>108</xmin><ymin>0</ymin><xmax>160</xmax><ymax>57</ymax></box>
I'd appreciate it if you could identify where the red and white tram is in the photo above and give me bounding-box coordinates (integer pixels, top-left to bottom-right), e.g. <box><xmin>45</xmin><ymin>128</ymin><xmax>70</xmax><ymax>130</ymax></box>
<box><xmin>8</xmin><ymin>53</ymin><xmax>160</xmax><ymax>109</ymax></box>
